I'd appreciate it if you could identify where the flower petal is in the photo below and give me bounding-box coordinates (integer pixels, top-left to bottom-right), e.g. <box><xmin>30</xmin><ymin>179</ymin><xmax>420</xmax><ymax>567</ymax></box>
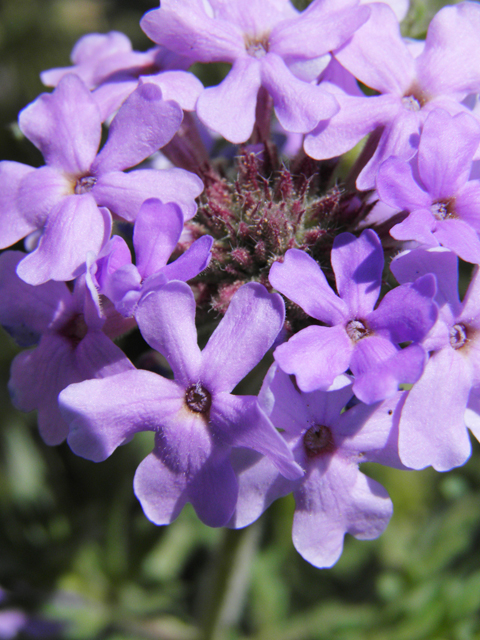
<box><xmin>201</xmin><ymin>283</ymin><xmax>285</xmax><ymax>393</ymax></box>
<box><xmin>269</xmin><ymin>248</ymin><xmax>347</xmax><ymax>325</ymax></box>
<box><xmin>19</xmin><ymin>75</ymin><xmax>101</xmax><ymax>175</ymax></box>
<box><xmin>135</xmin><ymin>282</ymin><xmax>202</xmax><ymax>387</ymax></box>
<box><xmin>197</xmin><ymin>56</ymin><xmax>262</xmax><ymax>143</ymax></box>
<box><xmin>92</xmin><ymin>83</ymin><xmax>183</xmax><ymax>174</ymax></box>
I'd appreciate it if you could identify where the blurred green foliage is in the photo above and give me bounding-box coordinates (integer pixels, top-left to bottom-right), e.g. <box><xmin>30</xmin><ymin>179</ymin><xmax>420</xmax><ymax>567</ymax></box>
<box><xmin>0</xmin><ymin>0</ymin><xmax>479</xmax><ymax>639</ymax></box>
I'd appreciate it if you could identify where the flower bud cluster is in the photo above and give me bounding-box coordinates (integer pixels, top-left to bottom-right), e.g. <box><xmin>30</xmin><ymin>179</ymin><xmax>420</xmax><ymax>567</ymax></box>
<box><xmin>1</xmin><ymin>0</ymin><xmax>480</xmax><ymax>569</ymax></box>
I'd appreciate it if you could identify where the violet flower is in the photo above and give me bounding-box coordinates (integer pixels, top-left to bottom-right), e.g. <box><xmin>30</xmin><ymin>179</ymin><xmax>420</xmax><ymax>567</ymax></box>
<box><xmin>141</xmin><ymin>0</ymin><xmax>371</xmax><ymax>142</ymax></box>
<box><xmin>230</xmin><ymin>365</ymin><xmax>405</xmax><ymax>568</ymax></box>
<box><xmin>59</xmin><ymin>282</ymin><xmax>303</xmax><ymax>528</ymax></box>
<box><xmin>94</xmin><ymin>198</ymin><xmax>213</xmax><ymax>317</ymax></box>
<box><xmin>376</xmin><ymin>108</ymin><xmax>480</xmax><ymax>264</ymax></box>
<box><xmin>305</xmin><ymin>2</ymin><xmax>480</xmax><ymax>190</ymax></box>
<box><xmin>0</xmin><ymin>251</ymin><xmax>134</xmax><ymax>445</ymax></box>
<box><xmin>269</xmin><ymin>229</ymin><xmax>438</xmax><ymax>403</ymax></box>
<box><xmin>391</xmin><ymin>247</ymin><xmax>480</xmax><ymax>471</ymax></box>
<box><xmin>0</xmin><ymin>74</ymin><xmax>203</xmax><ymax>284</ymax></box>
<box><xmin>41</xmin><ymin>31</ymin><xmax>203</xmax><ymax>121</ymax></box>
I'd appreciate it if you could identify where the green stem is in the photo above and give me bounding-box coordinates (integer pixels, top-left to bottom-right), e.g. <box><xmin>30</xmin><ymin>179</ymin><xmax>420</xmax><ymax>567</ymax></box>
<box><xmin>199</xmin><ymin>522</ymin><xmax>262</xmax><ymax>640</ymax></box>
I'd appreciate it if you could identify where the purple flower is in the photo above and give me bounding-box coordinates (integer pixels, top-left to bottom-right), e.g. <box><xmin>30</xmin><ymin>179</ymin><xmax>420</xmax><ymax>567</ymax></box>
<box><xmin>305</xmin><ymin>2</ymin><xmax>480</xmax><ymax>190</ymax></box>
<box><xmin>41</xmin><ymin>31</ymin><xmax>203</xmax><ymax>121</ymax></box>
<box><xmin>269</xmin><ymin>229</ymin><xmax>437</xmax><ymax>403</ymax></box>
<box><xmin>141</xmin><ymin>0</ymin><xmax>371</xmax><ymax>142</ymax></box>
<box><xmin>230</xmin><ymin>365</ymin><xmax>404</xmax><ymax>568</ymax></box>
<box><xmin>94</xmin><ymin>198</ymin><xmax>213</xmax><ymax>317</ymax></box>
<box><xmin>0</xmin><ymin>251</ymin><xmax>134</xmax><ymax>445</ymax></box>
<box><xmin>391</xmin><ymin>247</ymin><xmax>480</xmax><ymax>471</ymax></box>
<box><xmin>59</xmin><ymin>282</ymin><xmax>303</xmax><ymax>528</ymax></box>
<box><xmin>0</xmin><ymin>74</ymin><xmax>203</xmax><ymax>284</ymax></box>
<box><xmin>376</xmin><ymin>108</ymin><xmax>480</xmax><ymax>263</ymax></box>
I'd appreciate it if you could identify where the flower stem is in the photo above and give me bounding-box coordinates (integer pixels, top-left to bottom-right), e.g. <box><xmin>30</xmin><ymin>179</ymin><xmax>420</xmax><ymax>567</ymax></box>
<box><xmin>199</xmin><ymin>522</ymin><xmax>262</xmax><ymax>640</ymax></box>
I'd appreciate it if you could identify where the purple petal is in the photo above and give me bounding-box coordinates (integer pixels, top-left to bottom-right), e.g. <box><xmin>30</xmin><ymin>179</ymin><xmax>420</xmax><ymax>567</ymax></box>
<box><xmin>260</xmin><ymin>363</ymin><xmax>353</xmax><ymax>435</ymax></box>
<box><xmin>10</xmin><ymin>335</ymin><xmax>81</xmax><ymax>445</ymax></box>
<box><xmin>210</xmin><ymin>392</ymin><xmax>302</xmax><ymax>480</ymax></box>
<box><xmin>334</xmin><ymin>2</ymin><xmax>414</xmax><ymax>95</ymax></box>
<box><xmin>188</xmin><ymin>454</ymin><xmax>239</xmax><ymax>527</ymax></box>
<box><xmin>140</xmin><ymin>3</ymin><xmax>244</xmax><ymax>63</ymax></box>
<box><xmin>456</xmin><ymin>181</ymin><xmax>480</xmax><ymax>233</ymax></box>
<box><xmin>336</xmin><ymin>392</ymin><xmax>408</xmax><ymax>469</ymax></box>
<box><xmin>390</xmin><ymin>209</ymin><xmax>437</xmax><ymax>246</ymax></box>
<box><xmin>274</xmin><ymin>324</ymin><xmax>353</xmax><ymax>392</ymax></box>
<box><xmin>416</xmin><ymin>3</ymin><xmax>480</xmax><ymax>98</ymax></box>
<box><xmin>418</xmin><ymin>109</ymin><xmax>480</xmax><ymax>200</ymax></box>
<box><xmin>459</xmin><ymin>267</ymin><xmax>480</xmax><ymax>332</ymax></box>
<box><xmin>134</xmin><ymin>446</ymin><xmax>188</xmax><ymax>525</ymax></box>
<box><xmin>304</xmin><ymin>93</ymin><xmax>400</xmax><ymax>160</ymax></box>
<box><xmin>92</xmin><ymin>168</ymin><xmax>203</xmax><ymax>221</ymax></box>
<box><xmin>261</xmin><ymin>53</ymin><xmax>338</xmax><ymax>133</ymax></box>
<box><xmin>17</xmin><ymin>166</ymin><xmax>73</xmax><ymax>229</ymax></box>
<box><xmin>390</xmin><ymin>247</ymin><xmax>461</xmax><ymax>318</ymax></box>
<box><xmin>292</xmin><ymin>458</ymin><xmax>392</xmax><ymax>568</ymax></box>
<box><xmin>357</xmin><ymin>108</ymin><xmax>421</xmax><ymax>191</ymax></box>
<box><xmin>0</xmin><ymin>251</ymin><xmax>71</xmax><ymax>344</ymax></box>
<box><xmin>269</xmin><ymin>249</ymin><xmax>347</xmax><ymax>325</ymax></box>
<box><xmin>19</xmin><ymin>75</ymin><xmax>101</xmax><ymax>175</ymax></box>
<box><xmin>200</xmin><ymin>283</ymin><xmax>285</xmax><ymax>394</ymax></box>
<box><xmin>376</xmin><ymin>157</ymin><xmax>431</xmax><ymax>212</ymax></box>
<box><xmin>92</xmin><ymin>78</ymin><xmax>139</xmax><ymax>121</ymax></box>
<box><xmin>92</xmin><ymin>83</ymin><xmax>183</xmax><ymax>174</ymax></box>
<box><xmin>141</xmin><ymin>70</ymin><xmax>204</xmax><ymax>111</ymax></box>
<box><xmin>229</xmin><ymin>450</ymin><xmax>294</xmax><ymax>528</ymax></box>
<box><xmin>258</xmin><ymin>363</ymin><xmax>311</xmax><ymax>434</ymax></box>
<box><xmin>0</xmin><ymin>161</ymin><xmax>36</xmax><ymax>248</ymax></box>
<box><xmin>433</xmin><ymin>219</ymin><xmax>480</xmax><ymax>264</ymax></box>
<box><xmin>197</xmin><ymin>57</ymin><xmax>262</xmax><ymax>143</ymax></box>
<box><xmin>134</xmin><ymin>199</ymin><xmax>183</xmax><ymax>278</ymax></box>
<box><xmin>160</xmin><ymin>235</ymin><xmax>213</xmax><ymax>282</ymax></box>
<box><xmin>271</xmin><ymin>0</ymin><xmax>370</xmax><ymax>59</ymax></box>
<box><xmin>367</xmin><ymin>274</ymin><xmax>437</xmax><ymax>343</ymax></box>
<box><xmin>352</xmin><ymin>343</ymin><xmax>427</xmax><ymax>404</ymax></box>
<box><xmin>135</xmin><ymin>282</ymin><xmax>202</xmax><ymax>387</ymax></box>
<box><xmin>331</xmin><ymin>230</ymin><xmax>383</xmax><ymax>318</ymax></box>
<box><xmin>61</xmin><ymin>369</ymin><xmax>184</xmax><ymax>461</ymax></box>
<box><xmin>399</xmin><ymin>348</ymin><xmax>473</xmax><ymax>471</ymax></box>
<box><xmin>16</xmin><ymin>195</ymin><xmax>111</xmax><ymax>285</ymax></box>
<box><xmin>75</xmin><ymin>329</ymin><xmax>134</xmax><ymax>380</ymax></box>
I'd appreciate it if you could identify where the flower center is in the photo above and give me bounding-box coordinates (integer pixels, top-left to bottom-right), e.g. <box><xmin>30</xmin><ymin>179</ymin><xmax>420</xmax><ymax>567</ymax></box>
<box><xmin>450</xmin><ymin>323</ymin><xmax>468</xmax><ymax>350</ymax></box>
<box><xmin>402</xmin><ymin>84</ymin><xmax>427</xmax><ymax>111</ymax></box>
<box><xmin>59</xmin><ymin>313</ymin><xmax>89</xmax><ymax>346</ymax></box>
<box><xmin>345</xmin><ymin>319</ymin><xmax>369</xmax><ymax>342</ymax></box>
<box><xmin>74</xmin><ymin>175</ymin><xmax>97</xmax><ymax>195</ymax></box>
<box><xmin>244</xmin><ymin>33</ymin><xmax>269</xmax><ymax>58</ymax></box>
<box><xmin>401</xmin><ymin>95</ymin><xmax>422</xmax><ymax>112</ymax></box>
<box><xmin>303</xmin><ymin>424</ymin><xmax>335</xmax><ymax>458</ymax></box>
<box><xmin>430</xmin><ymin>198</ymin><xmax>456</xmax><ymax>220</ymax></box>
<box><xmin>185</xmin><ymin>382</ymin><xmax>212</xmax><ymax>414</ymax></box>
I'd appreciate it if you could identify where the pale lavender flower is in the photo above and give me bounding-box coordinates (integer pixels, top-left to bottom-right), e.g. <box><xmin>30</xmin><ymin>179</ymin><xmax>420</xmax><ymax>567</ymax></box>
<box><xmin>270</xmin><ymin>229</ymin><xmax>437</xmax><ymax>403</ymax></box>
<box><xmin>376</xmin><ymin>108</ymin><xmax>480</xmax><ymax>263</ymax></box>
<box><xmin>59</xmin><ymin>282</ymin><xmax>302</xmax><ymax>528</ymax></box>
<box><xmin>230</xmin><ymin>365</ymin><xmax>404</xmax><ymax>568</ymax></box>
<box><xmin>0</xmin><ymin>251</ymin><xmax>134</xmax><ymax>445</ymax></box>
<box><xmin>141</xmin><ymin>0</ymin><xmax>371</xmax><ymax>142</ymax></box>
<box><xmin>0</xmin><ymin>74</ymin><xmax>203</xmax><ymax>284</ymax></box>
<box><xmin>391</xmin><ymin>247</ymin><xmax>480</xmax><ymax>471</ymax></box>
<box><xmin>94</xmin><ymin>198</ymin><xmax>213</xmax><ymax>317</ymax></box>
<box><xmin>41</xmin><ymin>31</ymin><xmax>203</xmax><ymax>121</ymax></box>
<box><xmin>305</xmin><ymin>2</ymin><xmax>480</xmax><ymax>190</ymax></box>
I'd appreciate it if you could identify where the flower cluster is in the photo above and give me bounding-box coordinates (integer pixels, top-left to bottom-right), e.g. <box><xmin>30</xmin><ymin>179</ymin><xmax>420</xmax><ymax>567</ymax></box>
<box><xmin>2</xmin><ymin>0</ymin><xmax>480</xmax><ymax>569</ymax></box>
